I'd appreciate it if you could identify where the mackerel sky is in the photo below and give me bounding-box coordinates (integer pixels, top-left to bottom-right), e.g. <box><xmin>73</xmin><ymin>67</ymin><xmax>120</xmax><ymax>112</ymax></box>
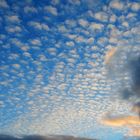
<box><xmin>0</xmin><ymin>0</ymin><xmax>140</xmax><ymax>140</ymax></box>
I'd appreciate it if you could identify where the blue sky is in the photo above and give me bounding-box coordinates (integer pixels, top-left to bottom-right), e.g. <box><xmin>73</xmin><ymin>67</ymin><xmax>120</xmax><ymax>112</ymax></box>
<box><xmin>0</xmin><ymin>0</ymin><xmax>140</xmax><ymax>140</ymax></box>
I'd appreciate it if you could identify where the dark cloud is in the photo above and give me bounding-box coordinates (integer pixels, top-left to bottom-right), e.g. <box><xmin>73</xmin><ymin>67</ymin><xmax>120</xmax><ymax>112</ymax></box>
<box><xmin>105</xmin><ymin>47</ymin><xmax>140</xmax><ymax>117</ymax></box>
<box><xmin>132</xmin><ymin>102</ymin><xmax>140</xmax><ymax>117</ymax></box>
<box><xmin>122</xmin><ymin>56</ymin><xmax>140</xmax><ymax>100</ymax></box>
<box><xmin>0</xmin><ymin>135</ymin><xmax>97</xmax><ymax>140</ymax></box>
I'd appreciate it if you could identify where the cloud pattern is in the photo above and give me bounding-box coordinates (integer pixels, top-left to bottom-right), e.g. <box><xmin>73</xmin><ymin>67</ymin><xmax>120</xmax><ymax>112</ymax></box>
<box><xmin>0</xmin><ymin>0</ymin><xmax>140</xmax><ymax>140</ymax></box>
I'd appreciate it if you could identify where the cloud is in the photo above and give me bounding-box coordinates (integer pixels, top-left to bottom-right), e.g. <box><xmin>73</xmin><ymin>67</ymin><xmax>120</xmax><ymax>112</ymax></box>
<box><xmin>105</xmin><ymin>46</ymin><xmax>140</xmax><ymax>107</ymax></box>
<box><xmin>122</xmin><ymin>56</ymin><xmax>140</xmax><ymax>100</ymax></box>
<box><xmin>102</xmin><ymin>114</ymin><xmax>140</xmax><ymax>127</ymax></box>
<box><xmin>132</xmin><ymin>102</ymin><xmax>140</xmax><ymax>117</ymax></box>
<box><xmin>28</xmin><ymin>21</ymin><xmax>49</xmax><ymax>31</ymax></box>
<box><xmin>0</xmin><ymin>0</ymin><xmax>9</xmax><ymax>8</ymax></box>
<box><xmin>94</xmin><ymin>12</ymin><xmax>108</xmax><ymax>22</ymax></box>
<box><xmin>44</xmin><ymin>6</ymin><xmax>58</xmax><ymax>16</ymax></box>
<box><xmin>24</xmin><ymin>6</ymin><xmax>37</xmax><ymax>13</ymax></box>
<box><xmin>78</xmin><ymin>19</ymin><xmax>89</xmax><ymax>28</ymax></box>
<box><xmin>128</xmin><ymin>127</ymin><xmax>140</xmax><ymax>137</ymax></box>
<box><xmin>5</xmin><ymin>26</ymin><xmax>22</xmax><ymax>33</ymax></box>
<box><xmin>105</xmin><ymin>47</ymin><xmax>117</xmax><ymax>64</ymax></box>
<box><xmin>109</xmin><ymin>0</ymin><xmax>124</xmax><ymax>10</ymax></box>
<box><xmin>6</xmin><ymin>15</ymin><xmax>20</xmax><ymax>23</ymax></box>
<box><xmin>89</xmin><ymin>23</ymin><xmax>104</xmax><ymax>31</ymax></box>
<box><xmin>131</xmin><ymin>2</ymin><xmax>140</xmax><ymax>12</ymax></box>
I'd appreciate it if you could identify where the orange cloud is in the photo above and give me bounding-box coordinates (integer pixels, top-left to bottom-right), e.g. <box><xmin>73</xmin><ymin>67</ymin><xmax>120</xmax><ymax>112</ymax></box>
<box><xmin>102</xmin><ymin>115</ymin><xmax>140</xmax><ymax>127</ymax></box>
<box><xmin>128</xmin><ymin>127</ymin><xmax>140</xmax><ymax>137</ymax></box>
<box><xmin>105</xmin><ymin>47</ymin><xmax>117</xmax><ymax>64</ymax></box>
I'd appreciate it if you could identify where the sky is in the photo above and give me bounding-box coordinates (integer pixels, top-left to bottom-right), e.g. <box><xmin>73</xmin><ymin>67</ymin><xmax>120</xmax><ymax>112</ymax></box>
<box><xmin>0</xmin><ymin>0</ymin><xmax>140</xmax><ymax>140</ymax></box>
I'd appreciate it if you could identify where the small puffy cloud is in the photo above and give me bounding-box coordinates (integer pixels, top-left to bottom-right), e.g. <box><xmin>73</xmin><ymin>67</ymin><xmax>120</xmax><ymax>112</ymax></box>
<box><xmin>78</xmin><ymin>19</ymin><xmax>89</xmax><ymax>28</ymax></box>
<box><xmin>58</xmin><ymin>25</ymin><xmax>68</xmax><ymax>33</ymax></box>
<box><xmin>105</xmin><ymin>47</ymin><xmax>117</xmax><ymax>64</ymax></box>
<box><xmin>24</xmin><ymin>6</ymin><xmax>37</xmax><ymax>13</ymax></box>
<box><xmin>86</xmin><ymin>37</ymin><xmax>94</xmax><ymax>44</ymax></box>
<box><xmin>30</xmin><ymin>38</ymin><xmax>42</xmax><ymax>46</ymax></box>
<box><xmin>28</xmin><ymin>21</ymin><xmax>49</xmax><ymax>31</ymax></box>
<box><xmin>66</xmin><ymin>41</ymin><xmax>75</xmax><ymax>47</ymax></box>
<box><xmin>109</xmin><ymin>0</ymin><xmax>124</xmax><ymax>10</ymax></box>
<box><xmin>0</xmin><ymin>0</ymin><xmax>9</xmax><ymax>8</ymax></box>
<box><xmin>75</xmin><ymin>36</ymin><xmax>85</xmax><ymax>43</ymax></box>
<box><xmin>89</xmin><ymin>23</ymin><xmax>104</xmax><ymax>31</ymax></box>
<box><xmin>5</xmin><ymin>26</ymin><xmax>22</xmax><ymax>33</ymax></box>
<box><xmin>94</xmin><ymin>12</ymin><xmax>108</xmax><ymax>22</ymax></box>
<box><xmin>110</xmin><ymin>14</ymin><xmax>117</xmax><ymax>23</ymax></box>
<box><xmin>131</xmin><ymin>2</ymin><xmax>140</xmax><ymax>12</ymax></box>
<box><xmin>44</xmin><ymin>6</ymin><xmax>58</xmax><ymax>16</ymax></box>
<box><xmin>0</xmin><ymin>101</ymin><xmax>4</xmax><ymax>108</ymax></box>
<box><xmin>12</xmin><ymin>64</ymin><xmax>21</xmax><ymax>69</ymax></box>
<box><xmin>122</xmin><ymin>21</ymin><xmax>129</xmax><ymax>28</ymax></box>
<box><xmin>65</xmin><ymin>19</ymin><xmax>77</xmax><ymax>28</ymax></box>
<box><xmin>6</xmin><ymin>15</ymin><xmax>20</xmax><ymax>23</ymax></box>
<box><xmin>47</xmin><ymin>48</ymin><xmax>57</xmax><ymax>56</ymax></box>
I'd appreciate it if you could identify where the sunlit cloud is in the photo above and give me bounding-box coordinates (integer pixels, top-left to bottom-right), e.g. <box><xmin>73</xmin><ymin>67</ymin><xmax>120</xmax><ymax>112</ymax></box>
<box><xmin>105</xmin><ymin>47</ymin><xmax>117</xmax><ymax>64</ymax></box>
<box><xmin>102</xmin><ymin>114</ymin><xmax>140</xmax><ymax>127</ymax></box>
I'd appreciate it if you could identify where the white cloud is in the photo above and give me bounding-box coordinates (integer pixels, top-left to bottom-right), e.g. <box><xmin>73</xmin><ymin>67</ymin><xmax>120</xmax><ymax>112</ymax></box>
<box><xmin>110</xmin><ymin>14</ymin><xmax>117</xmax><ymax>22</ymax></box>
<box><xmin>75</xmin><ymin>36</ymin><xmax>85</xmax><ymax>43</ymax></box>
<box><xmin>94</xmin><ymin>12</ymin><xmax>108</xmax><ymax>22</ymax></box>
<box><xmin>28</xmin><ymin>21</ymin><xmax>49</xmax><ymax>31</ymax></box>
<box><xmin>6</xmin><ymin>15</ymin><xmax>20</xmax><ymax>23</ymax></box>
<box><xmin>23</xmin><ymin>52</ymin><xmax>31</xmax><ymax>58</ymax></box>
<box><xmin>21</xmin><ymin>45</ymin><xmax>29</xmax><ymax>51</ymax></box>
<box><xmin>44</xmin><ymin>6</ymin><xmax>58</xmax><ymax>16</ymax></box>
<box><xmin>66</xmin><ymin>41</ymin><xmax>75</xmax><ymax>47</ymax></box>
<box><xmin>0</xmin><ymin>0</ymin><xmax>9</xmax><ymax>8</ymax></box>
<box><xmin>6</xmin><ymin>26</ymin><xmax>22</xmax><ymax>33</ymax></box>
<box><xmin>30</xmin><ymin>39</ymin><xmax>42</xmax><ymax>46</ymax></box>
<box><xmin>47</xmin><ymin>48</ymin><xmax>57</xmax><ymax>56</ymax></box>
<box><xmin>131</xmin><ymin>2</ymin><xmax>140</xmax><ymax>12</ymax></box>
<box><xmin>65</xmin><ymin>19</ymin><xmax>77</xmax><ymax>28</ymax></box>
<box><xmin>122</xmin><ymin>21</ymin><xmax>129</xmax><ymax>28</ymax></box>
<box><xmin>58</xmin><ymin>25</ymin><xmax>68</xmax><ymax>33</ymax></box>
<box><xmin>86</xmin><ymin>37</ymin><xmax>94</xmax><ymax>44</ymax></box>
<box><xmin>89</xmin><ymin>23</ymin><xmax>104</xmax><ymax>31</ymax></box>
<box><xmin>78</xmin><ymin>19</ymin><xmax>89</xmax><ymax>27</ymax></box>
<box><xmin>12</xmin><ymin>64</ymin><xmax>21</xmax><ymax>69</ymax></box>
<box><xmin>24</xmin><ymin>6</ymin><xmax>37</xmax><ymax>13</ymax></box>
<box><xmin>8</xmin><ymin>53</ymin><xmax>19</xmax><ymax>60</ymax></box>
<box><xmin>110</xmin><ymin>0</ymin><xmax>124</xmax><ymax>10</ymax></box>
<box><xmin>0</xmin><ymin>101</ymin><xmax>4</xmax><ymax>108</ymax></box>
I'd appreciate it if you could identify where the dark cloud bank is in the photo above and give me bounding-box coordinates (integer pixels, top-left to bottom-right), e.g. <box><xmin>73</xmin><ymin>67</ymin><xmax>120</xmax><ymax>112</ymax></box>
<box><xmin>121</xmin><ymin>56</ymin><xmax>140</xmax><ymax>117</ymax></box>
<box><xmin>122</xmin><ymin>56</ymin><xmax>140</xmax><ymax>100</ymax></box>
<box><xmin>107</xmin><ymin>48</ymin><xmax>140</xmax><ymax>116</ymax></box>
<box><xmin>0</xmin><ymin>135</ymin><xmax>97</xmax><ymax>140</ymax></box>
